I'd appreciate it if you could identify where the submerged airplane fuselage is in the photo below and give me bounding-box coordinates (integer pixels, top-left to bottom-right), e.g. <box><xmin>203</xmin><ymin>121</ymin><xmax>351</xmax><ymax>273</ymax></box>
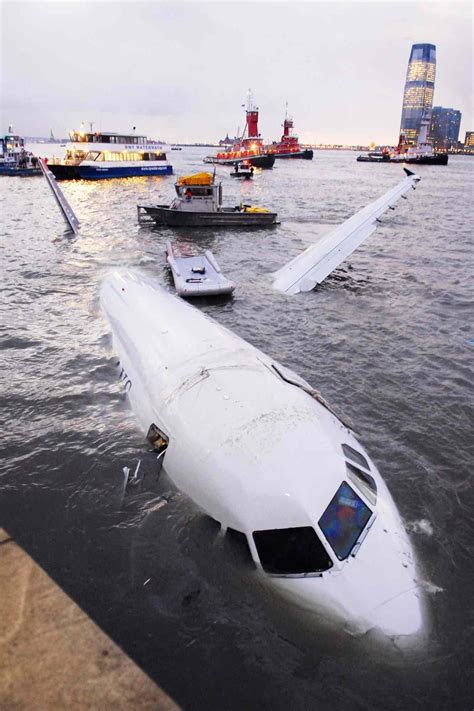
<box><xmin>101</xmin><ymin>270</ymin><xmax>424</xmax><ymax>637</ymax></box>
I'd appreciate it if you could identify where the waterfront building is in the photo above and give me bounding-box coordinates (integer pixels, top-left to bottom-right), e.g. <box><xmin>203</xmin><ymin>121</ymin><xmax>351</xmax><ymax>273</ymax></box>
<box><xmin>464</xmin><ymin>131</ymin><xmax>474</xmax><ymax>152</ymax></box>
<box><xmin>430</xmin><ymin>107</ymin><xmax>462</xmax><ymax>150</ymax></box>
<box><xmin>399</xmin><ymin>43</ymin><xmax>436</xmax><ymax>146</ymax></box>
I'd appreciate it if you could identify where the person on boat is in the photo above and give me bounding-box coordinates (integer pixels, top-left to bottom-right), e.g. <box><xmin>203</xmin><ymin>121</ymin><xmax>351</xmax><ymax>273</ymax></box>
<box><xmin>185</xmin><ymin>188</ymin><xmax>193</xmax><ymax>201</ymax></box>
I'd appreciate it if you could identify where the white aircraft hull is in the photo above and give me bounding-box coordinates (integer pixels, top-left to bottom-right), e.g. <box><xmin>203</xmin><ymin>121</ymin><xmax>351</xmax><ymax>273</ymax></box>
<box><xmin>101</xmin><ymin>270</ymin><xmax>425</xmax><ymax>637</ymax></box>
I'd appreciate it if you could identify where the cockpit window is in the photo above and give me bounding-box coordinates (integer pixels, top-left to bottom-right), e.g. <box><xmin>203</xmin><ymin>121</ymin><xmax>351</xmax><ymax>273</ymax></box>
<box><xmin>318</xmin><ymin>482</ymin><xmax>372</xmax><ymax>560</ymax></box>
<box><xmin>252</xmin><ymin>527</ymin><xmax>333</xmax><ymax>575</ymax></box>
<box><xmin>346</xmin><ymin>462</ymin><xmax>377</xmax><ymax>505</ymax></box>
<box><xmin>341</xmin><ymin>443</ymin><xmax>370</xmax><ymax>471</ymax></box>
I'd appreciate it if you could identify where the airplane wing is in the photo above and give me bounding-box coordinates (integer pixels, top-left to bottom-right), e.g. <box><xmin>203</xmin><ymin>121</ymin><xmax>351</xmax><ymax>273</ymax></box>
<box><xmin>273</xmin><ymin>169</ymin><xmax>421</xmax><ymax>295</ymax></box>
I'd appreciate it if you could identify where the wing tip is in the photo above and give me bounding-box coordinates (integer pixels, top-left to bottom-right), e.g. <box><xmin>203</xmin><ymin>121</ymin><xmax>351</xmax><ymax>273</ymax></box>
<box><xmin>403</xmin><ymin>167</ymin><xmax>421</xmax><ymax>182</ymax></box>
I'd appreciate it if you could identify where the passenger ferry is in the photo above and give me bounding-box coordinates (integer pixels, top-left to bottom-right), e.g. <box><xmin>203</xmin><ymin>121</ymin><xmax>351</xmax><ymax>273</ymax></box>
<box><xmin>49</xmin><ymin>130</ymin><xmax>173</xmax><ymax>180</ymax></box>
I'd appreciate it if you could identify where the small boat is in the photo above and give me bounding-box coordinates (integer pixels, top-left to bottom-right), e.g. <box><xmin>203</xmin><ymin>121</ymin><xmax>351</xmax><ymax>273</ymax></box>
<box><xmin>357</xmin><ymin>114</ymin><xmax>448</xmax><ymax>165</ymax></box>
<box><xmin>171</xmin><ymin>145</ymin><xmax>182</xmax><ymax>151</ymax></box>
<box><xmin>165</xmin><ymin>241</ymin><xmax>235</xmax><ymax>297</ymax></box>
<box><xmin>230</xmin><ymin>161</ymin><xmax>254</xmax><ymax>179</ymax></box>
<box><xmin>392</xmin><ymin>113</ymin><xmax>448</xmax><ymax>165</ymax></box>
<box><xmin>204</xmin><ymin>93</ymin><xmax>275</xmax><ymax>169</ymax></box>
<box><xmin>265</xmin><ymin>109</ymin><xmax>313</xmax><ymax>159</ymax></box>
<box><xmin>356</xmin><ymin>151</ymin><xmax>391</xmax><ymax>163</ymax></box>
<box><xmin>0</xmin><ymin>128</ymin><xmax>41</xmax><ymax>176</ymax></box>
<box><xmin>48</xmin><ymin>129</ymin><xmax>173</xmax><ymax>180</ymax></box>
<box><xmin>391</xmin><ymin>146</ymin><xmax>448</xmax><ymax>165</ymax></box>
<box><xmin>100</xmin><ymin>269</ymin><xmax>425</xmax><ymax>637</ymax></box>
<box><xmin>138</xmin><ymin>172</ymin><xmax>278</xmax><ymax>227</ymax></box>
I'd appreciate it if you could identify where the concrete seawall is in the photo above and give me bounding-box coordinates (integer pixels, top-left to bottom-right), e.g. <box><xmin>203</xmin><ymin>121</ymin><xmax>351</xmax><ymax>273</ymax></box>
<box><xmin>0</xmin><ymin>528</ymin><xmax>179</xmax><ymax>709</ymax></box>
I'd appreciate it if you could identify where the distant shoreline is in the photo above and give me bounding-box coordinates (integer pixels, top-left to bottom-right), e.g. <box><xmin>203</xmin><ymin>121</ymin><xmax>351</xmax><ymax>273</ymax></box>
<box><xmin>24</xmin><ymin>139</ymin><xmax>473</xmax><ymax>155</ymax></box>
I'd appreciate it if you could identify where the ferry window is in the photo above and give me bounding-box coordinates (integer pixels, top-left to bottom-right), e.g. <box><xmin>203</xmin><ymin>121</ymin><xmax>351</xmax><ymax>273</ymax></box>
<box><xmin>253</xmin><ymin>527</ymin><xmax>333</xmax><ymax>575</ymax></box>
<box><xmin>318</xmin><ymin>482</ymin><xmax>372</xmax><ymax>561</ymax></box>
<box><xmin>346</xmin><ymin>463</ymin><xmax>377</xmax><ymax>505</ymax></box>
<box><xmin>341</xmin><ymin>444</ymin><xmax>370</xmax><ymax>471</ymax></box>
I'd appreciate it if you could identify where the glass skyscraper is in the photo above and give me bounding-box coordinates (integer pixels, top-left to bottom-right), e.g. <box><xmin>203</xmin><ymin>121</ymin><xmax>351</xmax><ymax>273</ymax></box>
<box><xmin>430</xmin><ymin>107</ymin><xmax>462</xmax><ymax>150</ymax></box>
<box><xmin>399</xmin><ymin>44</ymin><xmax>436</xmax><ymax>146</ymax></box>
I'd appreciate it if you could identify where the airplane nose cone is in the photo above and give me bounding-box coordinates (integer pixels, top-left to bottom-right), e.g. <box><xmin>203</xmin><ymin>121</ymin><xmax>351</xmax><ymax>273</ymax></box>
<box><xmin>372</xmin><ymin>587</ymin><xmax>424</xmax><ymax>636</ymax></box>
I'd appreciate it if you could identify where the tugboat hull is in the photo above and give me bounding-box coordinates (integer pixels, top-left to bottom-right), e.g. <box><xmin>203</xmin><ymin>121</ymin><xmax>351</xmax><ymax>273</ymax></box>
<box><xmin>357</xmin><ymin>153</ymin><xmax>448</xmax><ymax>165</ymax></box>
<box><xmin>140</xmin><ymin>205</ymin><xmax>278</xmax><ymax>227</ymax></box>
<box><xmin>273</xmin><ymin>149</ymin><xmax>313</xmax><ymax>160</ymax></box>
<box><xmin>402</xmin><ymin>154</ymin><xmax>448</xmax><ymax>165</ymax></box>
<box><xmin>205</xmin><ymin>154</ymin><xmax>275</xmax><ymax>169</ymax></box>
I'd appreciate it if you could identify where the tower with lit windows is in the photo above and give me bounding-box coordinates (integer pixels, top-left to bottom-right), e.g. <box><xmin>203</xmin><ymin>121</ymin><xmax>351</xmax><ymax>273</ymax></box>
<box><xmin>430</xmin><ymin>107</ymin><xmax>462</xmax><ymax>150</ymax></box>
<box><xmin>399</xmin><ymin>44</ymin><xmax>436</xmax><ymax>146</ymax></box>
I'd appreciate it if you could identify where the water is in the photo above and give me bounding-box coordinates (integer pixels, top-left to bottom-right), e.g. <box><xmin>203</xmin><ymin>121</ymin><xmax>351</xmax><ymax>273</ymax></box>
<box><xmin>1</xmin><ymin>146</ymin><xmax>473</xmax><ymax>710</ymax></box>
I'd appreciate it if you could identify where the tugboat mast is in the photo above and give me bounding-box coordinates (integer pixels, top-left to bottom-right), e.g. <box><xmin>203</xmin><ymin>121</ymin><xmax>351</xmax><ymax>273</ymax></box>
<box><xmin>245</xmin><ymin>89</ymin><xmax>260</xmax><ymax>139</ymax></box>
<box><xmin>282</xmin><ymin>102</ymin><xmax>294</xmax><ymax>138</ymax></box>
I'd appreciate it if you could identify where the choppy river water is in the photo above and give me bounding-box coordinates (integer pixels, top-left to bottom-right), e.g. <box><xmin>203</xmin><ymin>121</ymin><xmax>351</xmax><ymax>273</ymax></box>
<box><xmin>1</xmin><ymin>145</ymin><xmax>473</xmax><ymax>710</ymax></box>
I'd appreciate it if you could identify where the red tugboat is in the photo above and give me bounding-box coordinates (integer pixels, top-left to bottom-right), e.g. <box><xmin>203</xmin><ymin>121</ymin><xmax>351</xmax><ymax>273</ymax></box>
<box><xmin>266</xmin><ymin>107</ymin><xmax>313</xmax><ymax>159</ymax></box>
<box><xmin>204</xmin><ymin>92</ymin><xmax>275</xmax><ymax>169</ymax></box>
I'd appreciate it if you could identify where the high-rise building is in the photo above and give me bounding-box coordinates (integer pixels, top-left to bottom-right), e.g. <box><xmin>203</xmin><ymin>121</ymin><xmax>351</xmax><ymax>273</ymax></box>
<box><xmin>465</xmin><ymin>132</ymin><xmax>474</xmax><ymax>151</ymax></box>
<box><xmin>399</xmin><ymin>44</ymin><xmax>436</xmax><ymax>146</ymax></box>
<box><xmin>430</xmin><ymin>107</ymin><xmax>462</xmax><ymax>149</ymax></box>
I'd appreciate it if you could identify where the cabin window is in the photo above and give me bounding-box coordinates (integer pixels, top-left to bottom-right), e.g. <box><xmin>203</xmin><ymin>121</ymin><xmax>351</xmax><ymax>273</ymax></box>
<box><xmin>252</xmin><ymin>527</ymin><xmax>333</xmax><ymax>575</ymax></box>
<box><xmin>341</xmin><ymin>443</ymin><xmax>370</xmax><ymax>471</ymax></box>
<box><xmin>318</xmin><ymin>482</ymin><xmax>372</xmax><ymax>561</ymax></box>
<box><xmin>346</xmin><ymin>463</ymin><xmax>377</xmax><ymax>505</ymax></box>
<box><xmin>85</xmin><ymin>151</ymin><xmax>101</xmax><ymax>161</ymax></box>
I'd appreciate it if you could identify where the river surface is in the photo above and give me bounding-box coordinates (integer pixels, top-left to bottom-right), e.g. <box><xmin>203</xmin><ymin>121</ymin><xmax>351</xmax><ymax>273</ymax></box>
<box><xmin>1</xmin><ymin>145</ymin><xmax>473</xmax><ymax>710</ymax></box>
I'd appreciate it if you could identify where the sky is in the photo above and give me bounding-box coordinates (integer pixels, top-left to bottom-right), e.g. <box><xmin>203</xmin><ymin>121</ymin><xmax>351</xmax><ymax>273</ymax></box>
<box><xmin>1</xmin><ymin>0</ymin><xmax>472</xmax><ymax>144</ymax></box>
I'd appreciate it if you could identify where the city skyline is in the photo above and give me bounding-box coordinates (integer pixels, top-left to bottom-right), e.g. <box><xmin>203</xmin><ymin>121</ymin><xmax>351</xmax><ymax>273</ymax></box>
<box><xmin>1</xmin><ymin>2</ymin><xmax>472</xmax><ymax>144</ymax></box>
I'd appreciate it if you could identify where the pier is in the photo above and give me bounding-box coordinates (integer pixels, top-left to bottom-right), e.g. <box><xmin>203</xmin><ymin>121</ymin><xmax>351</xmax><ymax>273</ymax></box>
<box><xmin>0</xmin><ymin>529</ymin><xmax>178</xmax><ymax>710</ymax></box>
